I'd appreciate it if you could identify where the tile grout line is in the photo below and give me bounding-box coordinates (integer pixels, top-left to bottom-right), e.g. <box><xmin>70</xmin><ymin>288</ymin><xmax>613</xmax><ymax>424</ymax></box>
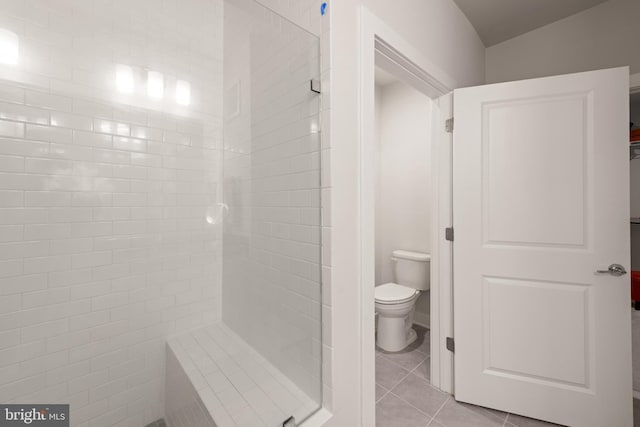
<box><xmin>376</xmin><ymin>329</ymin><xmax>444</xmax><ymax>425</ymax></box>
<box><xmin>375</xmin><ymin>385</ymin><xmax>390</xmax><ymax>404</ymax></box>
<box><xmin>388</xmin><ymin>389</ymin><xmax>444</xmax><ymax>422</ymax></box>
<box><xmin>379</xmin><ymin>352</ymin><xmax>427</xmax><ymax>393</ymax></box>
<box><xmin>376</xmin><ymin>344</ymin><xmax>429</xmax><ymax>386</ymax></box>
<box><xmin>407</xmin><ymin>355</ymin><xmax>429</xmax><ymax>376</ymax></box>
<box><xmin>504</xmin><ymin>413</ymin><xmax>516</xmax><ymax>426</ymax></box>
<box><xmin>376</xmin><ymin>335</ymin><xmax>446</xmax><ymax>423</ymax></box>
<box><xmin>428</xmin><ymin>395</ymin><xmax>452</xmax><ymax>426</ymax></box>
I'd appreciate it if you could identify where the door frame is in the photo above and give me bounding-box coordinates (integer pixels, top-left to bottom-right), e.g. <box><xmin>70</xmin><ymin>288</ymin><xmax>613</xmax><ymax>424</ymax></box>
<box><xmin>358</xmin><ymin>7</ymin><xmax>456</xmax><ymax>424</ymax></box>
<box><xmin>631</xmin><ymin>72</ymin><xmax>640</xmax><ymax>93</ymax></box>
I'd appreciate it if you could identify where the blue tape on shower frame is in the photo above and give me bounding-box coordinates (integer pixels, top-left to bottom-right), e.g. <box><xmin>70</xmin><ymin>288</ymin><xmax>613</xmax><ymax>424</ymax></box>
<box><xmin>321</xmin><ymin>2</ymin><xmax>327</xmax><ymax>16</ymax></box>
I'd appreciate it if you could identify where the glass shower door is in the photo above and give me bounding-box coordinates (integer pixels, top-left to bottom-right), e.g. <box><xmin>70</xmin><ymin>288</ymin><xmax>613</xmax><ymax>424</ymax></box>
<box><xmin>222</xmin><ymin>0</ymin><xmax>322</xmax><ymax>424</ymax></box>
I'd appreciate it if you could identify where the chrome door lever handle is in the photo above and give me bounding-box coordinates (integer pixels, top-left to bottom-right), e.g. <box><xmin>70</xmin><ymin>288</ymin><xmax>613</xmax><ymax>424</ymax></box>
<box><xmin>596</xmin><ymin>264</ymin><xmax>627</xmax><ymax>276</ymax></box>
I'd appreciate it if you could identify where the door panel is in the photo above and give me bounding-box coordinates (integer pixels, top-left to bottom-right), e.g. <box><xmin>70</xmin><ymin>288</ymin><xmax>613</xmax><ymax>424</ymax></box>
<box><xmin>483</xmin><ymin>277</ymin><xmax>589</xmax><ymax>386</ymax></box>
<box><xmin>453</xmin><ymin>67</ymin><xmax>631</xmax><ymax>427</ymax></box>
<box><xmin>483</xmin><ymin>94</ymin><xmax>587</xmax><ymax>247</ymax></box>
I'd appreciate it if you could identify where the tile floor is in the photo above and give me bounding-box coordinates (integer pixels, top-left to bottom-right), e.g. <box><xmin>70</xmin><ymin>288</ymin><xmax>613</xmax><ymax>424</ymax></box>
<box><xmin>375</xmin><ymin>325</ymin><xmax>568</xmax><ymax>427</ymax></box>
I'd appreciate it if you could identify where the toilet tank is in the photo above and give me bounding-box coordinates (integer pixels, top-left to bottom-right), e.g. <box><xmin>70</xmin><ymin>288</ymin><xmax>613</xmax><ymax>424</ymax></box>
<box><xmin>392</xmin><ymin>250</ymin><xmax>431</xmax><ymax>291</ymax></box>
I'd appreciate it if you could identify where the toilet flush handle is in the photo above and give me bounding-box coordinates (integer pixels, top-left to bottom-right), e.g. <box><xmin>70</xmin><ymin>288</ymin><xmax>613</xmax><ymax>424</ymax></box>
<box><xmin>391</xmin><ymin>257</ymin><xmax>399</xmax><ymax>262</ymax></box>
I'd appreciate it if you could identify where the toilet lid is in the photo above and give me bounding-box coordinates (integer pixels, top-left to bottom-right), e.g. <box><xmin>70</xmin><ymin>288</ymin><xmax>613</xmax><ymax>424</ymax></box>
<box><xmin>374</xmin><ymin>283</ymin><xmax>418</xmax><ymax>303</ymax></box>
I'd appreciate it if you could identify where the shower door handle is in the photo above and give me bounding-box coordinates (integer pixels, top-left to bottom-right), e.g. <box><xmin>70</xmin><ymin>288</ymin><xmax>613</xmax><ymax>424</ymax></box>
<box><xmin>596</xmin><ymin>264</ymin><xmax>627</xmax><ymax>276</ymax></box>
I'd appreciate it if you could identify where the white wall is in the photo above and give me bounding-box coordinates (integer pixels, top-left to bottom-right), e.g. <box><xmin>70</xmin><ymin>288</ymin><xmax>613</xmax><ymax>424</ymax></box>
<box><xmin>374</xmin><ymin>81</ymin><xmax>432</xmax><ymax>323</ymax></box>
<box><xmin>486</xmin><ymin>0</ymin><xmax>640</xmax><ymax>83</ymax></box>
<box><xmin>364</xmin><ymin>0</ymin><xmax>486</xmax><ymax>88</ymax></box>
<box><xmin>327</xmin><ymin>0</ymin><xmax>484</xmax><ymax>424</ymax></box>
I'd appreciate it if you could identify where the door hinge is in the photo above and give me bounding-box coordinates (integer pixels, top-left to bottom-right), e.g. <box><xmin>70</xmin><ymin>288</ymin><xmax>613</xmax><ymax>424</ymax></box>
<box><xmin>446</xmin><ymin>337</ymin><xmax>455</xmax><ymax>353</ymax></box>
<box><xmin>445</xmin><ymin>118</ymin><xmax>454</xmax><ymax>133</ymax></box>
<box><xmin>445</xmin><ymin>227</ymin><xmax>454</xmax><ymax>241</ymax></box>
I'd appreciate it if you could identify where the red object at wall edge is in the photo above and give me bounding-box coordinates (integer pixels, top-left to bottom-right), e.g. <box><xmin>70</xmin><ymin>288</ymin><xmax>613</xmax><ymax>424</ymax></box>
<box><xmin>631</xmin><ymin>271</ymin><xmax>640</xmax><ymax>301</ymax></box>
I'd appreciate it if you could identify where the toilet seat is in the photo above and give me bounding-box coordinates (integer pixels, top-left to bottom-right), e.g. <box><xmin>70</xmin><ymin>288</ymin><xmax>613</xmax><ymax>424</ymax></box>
<box><xmin>374</xmin><ymin>283</ymin><xmax>419</xmax><ymax>304</ymax></box>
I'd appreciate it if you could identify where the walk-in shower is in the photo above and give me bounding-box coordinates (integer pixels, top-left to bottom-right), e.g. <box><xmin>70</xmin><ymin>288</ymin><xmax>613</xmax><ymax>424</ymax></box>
<box><xmin>0</xmin><ymin>0</ymin><xmax>322</xmax><ymax>425</ymax></box>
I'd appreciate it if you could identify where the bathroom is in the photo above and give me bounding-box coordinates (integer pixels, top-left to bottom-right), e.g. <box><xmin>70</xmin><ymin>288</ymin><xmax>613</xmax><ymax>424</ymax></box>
<box><xmin>0</xmin><ymin>0</ymin><xmax>638</xmax><ymax>426</ymax></box>
<box><xmin>372</xmin><ymin>65</ymin><xmax>435</xmax><ymax>423</ymax></box>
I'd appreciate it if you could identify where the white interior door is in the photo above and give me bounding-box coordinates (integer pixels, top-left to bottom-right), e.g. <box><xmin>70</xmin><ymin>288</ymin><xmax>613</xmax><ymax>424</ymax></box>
<box><xmin>453</xmin><ymin>67</ymin><xmax>632</xmax><ymax>427</ymax></box>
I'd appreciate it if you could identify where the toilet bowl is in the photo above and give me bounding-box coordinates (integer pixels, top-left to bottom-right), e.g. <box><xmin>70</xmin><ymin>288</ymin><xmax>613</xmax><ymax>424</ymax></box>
<box><xmin>375</xmin><ymin>283</ymin><xmax>421</xmax><ymax>351</ymax></box>
<box><xmin>375</xmin><ymin>250</ymin><xmax>430</xmax><ymax>352</ymax></box>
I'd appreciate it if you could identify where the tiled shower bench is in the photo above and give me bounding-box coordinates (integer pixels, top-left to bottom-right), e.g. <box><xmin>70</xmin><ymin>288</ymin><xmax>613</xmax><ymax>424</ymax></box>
<box><xmin>165</xmin><ymin>323</ymin><xmax>319</xmax><ymax>427</ymax></box>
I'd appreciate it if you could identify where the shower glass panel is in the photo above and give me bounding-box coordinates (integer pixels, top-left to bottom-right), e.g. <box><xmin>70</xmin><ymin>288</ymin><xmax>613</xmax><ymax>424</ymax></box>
<box><xmin>222</xmin><ymin>0</ymin><xmax>323</xmax><ymax>423</ymax></box>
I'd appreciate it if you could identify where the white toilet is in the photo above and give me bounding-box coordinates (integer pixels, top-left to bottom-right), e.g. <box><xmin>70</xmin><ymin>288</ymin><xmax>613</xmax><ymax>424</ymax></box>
<box><xmin>375</xmin><ymin>250</ymin><xmax>431</xmax><ymax>352</ymax></box>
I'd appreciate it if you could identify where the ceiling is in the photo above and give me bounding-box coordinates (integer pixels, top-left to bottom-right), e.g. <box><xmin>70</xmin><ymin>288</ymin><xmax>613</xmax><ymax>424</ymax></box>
<box><xmin>453</xmin><ymin>0</ymin><xmax>609</xmax><ymax>47</ymax></box>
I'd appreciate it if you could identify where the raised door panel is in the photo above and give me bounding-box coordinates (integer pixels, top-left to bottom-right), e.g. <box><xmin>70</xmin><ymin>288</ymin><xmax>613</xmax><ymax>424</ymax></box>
<box><xmin>482</xmin><ymin>94</ymin><xmax>590</xmax><ymax>248</ymax></box>
<box><xmin>482</xmin><ymin>277</ymin><xmax>591</xmax><ymax>389</ymax></box>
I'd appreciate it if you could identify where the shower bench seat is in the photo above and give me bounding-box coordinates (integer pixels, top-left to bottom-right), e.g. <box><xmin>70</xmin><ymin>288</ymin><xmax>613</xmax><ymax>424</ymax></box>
<box><xmin>164</xmin><ymin>323</ymin><xmax>317</xmax><ymax>427</ymax></box>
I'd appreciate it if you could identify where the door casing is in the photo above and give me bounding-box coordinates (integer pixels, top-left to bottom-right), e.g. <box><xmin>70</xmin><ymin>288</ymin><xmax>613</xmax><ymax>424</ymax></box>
<box><xmin>358</xmin><ymin>7</ymin><xmax>456</xmax><ymax>425</ymax></box>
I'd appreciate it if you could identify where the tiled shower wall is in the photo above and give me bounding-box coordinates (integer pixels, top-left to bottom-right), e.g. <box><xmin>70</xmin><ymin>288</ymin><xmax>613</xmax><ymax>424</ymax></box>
<box><xmin>0</xmin><ymin>0</ymin><xmax>222</xmax><ymax>425</ymax></box>
<box><xmin>222</xmin><ymin>0</ymin><xmax>323</xmax><ymax>405</ymax></box>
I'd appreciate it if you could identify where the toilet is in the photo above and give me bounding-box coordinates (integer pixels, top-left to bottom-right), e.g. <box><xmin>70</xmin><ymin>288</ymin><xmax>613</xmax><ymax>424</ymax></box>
<box><xmin>375</xmin><ymin>250</ymin><xmax>431</xmax><ymax>352</ymax></box>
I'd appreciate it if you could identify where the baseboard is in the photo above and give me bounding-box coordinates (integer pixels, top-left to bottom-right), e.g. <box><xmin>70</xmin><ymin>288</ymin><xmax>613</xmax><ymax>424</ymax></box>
<box><xmin>413</xmin><ymin>311</ymin><xmax>430</xmax><ymax>329</ymax></box>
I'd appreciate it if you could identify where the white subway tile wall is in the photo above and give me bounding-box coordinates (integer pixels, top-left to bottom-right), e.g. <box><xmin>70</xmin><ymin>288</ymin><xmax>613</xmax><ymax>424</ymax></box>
<box><xmin>220</xmin><ymin>0</ymin><xmax>324</xmax><ymax>413</ymax></box>
<box><xmin>0</xmin><ymin>0</ymin><xmax>223</xmax><ymax>426</ymax></box>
